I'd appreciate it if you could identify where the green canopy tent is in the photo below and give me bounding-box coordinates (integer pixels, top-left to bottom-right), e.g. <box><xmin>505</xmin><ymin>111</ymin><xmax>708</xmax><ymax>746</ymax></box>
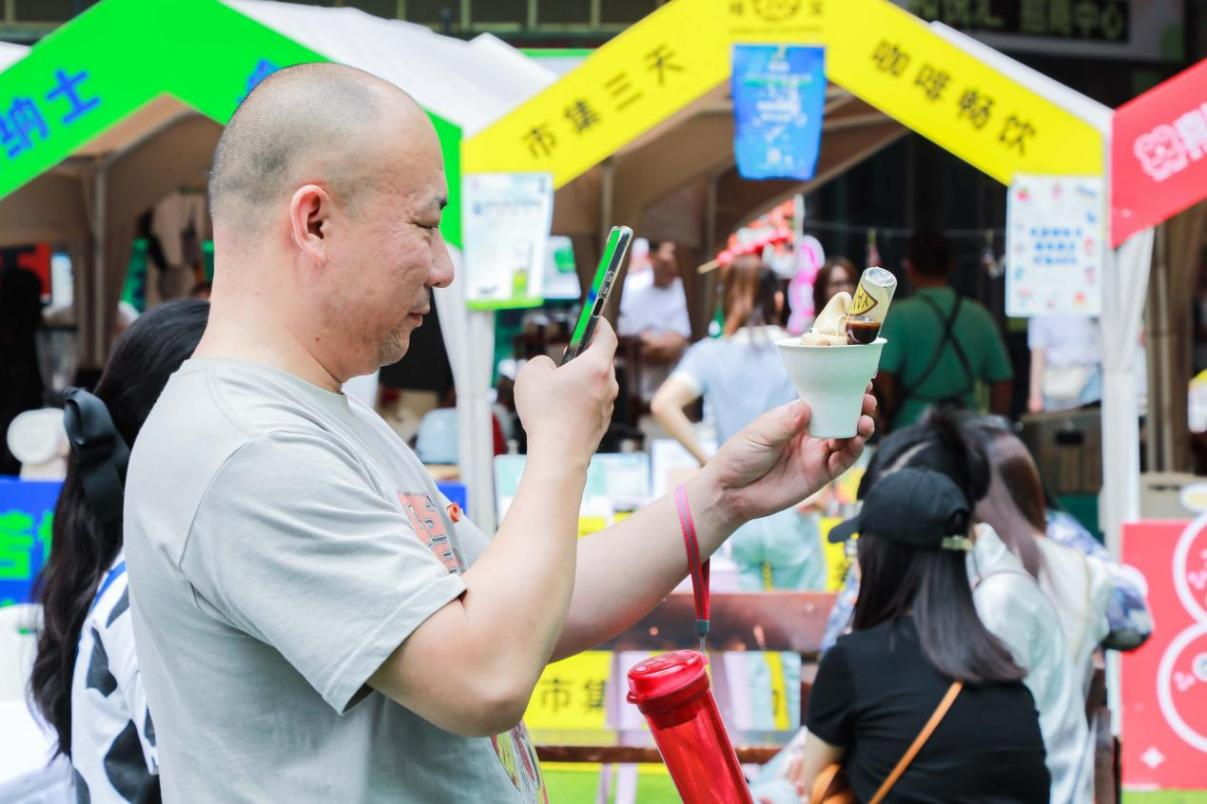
<box><xmin>0</xmin><ymin>0</ymin><xmax>557</xmax><ymax>527</ymax></box>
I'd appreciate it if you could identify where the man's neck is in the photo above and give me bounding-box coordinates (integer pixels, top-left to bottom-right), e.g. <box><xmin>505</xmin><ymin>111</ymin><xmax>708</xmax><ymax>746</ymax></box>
<box><xmin>194</xmin><ymin>291</ymin><xmax>346</xmax><ymax>393</ymax></box>
<box><xmin>912</xmin><ymin>277</ymin><xmax>950</xmax><ymax>291</ymax></box>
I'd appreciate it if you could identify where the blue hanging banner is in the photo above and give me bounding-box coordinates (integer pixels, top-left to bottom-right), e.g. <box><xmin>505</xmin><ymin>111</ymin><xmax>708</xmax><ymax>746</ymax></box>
<box><xmin>731</xmin><ymin>45</ymin><xmax>826</xmax><ymax>182</ymax></box>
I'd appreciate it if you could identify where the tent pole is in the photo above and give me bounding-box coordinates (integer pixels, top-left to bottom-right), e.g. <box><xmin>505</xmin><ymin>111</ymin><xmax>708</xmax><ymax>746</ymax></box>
<box><xmin>598</xmin><ymin>157</ymin><xmax>615</xmax><ymax>246</ymax></box>
<box><xmin>1144</xmin><ymin>233</ymin><xmax>1162</xmax><ymax>472</ymax></box>
<box><xmin>703</xmin><ymin>174</ymin><xmax>719</xmax><ymax>259</ymax></box>
<box><xmin>1154</xmin><ymin>225</ymin><xmax>1174</xmax><ymax>471</ymax></box>
<box><xmin>92</xmin><ymin>163</ymin><xmax>108</xmax><ymax>370</ymax></box>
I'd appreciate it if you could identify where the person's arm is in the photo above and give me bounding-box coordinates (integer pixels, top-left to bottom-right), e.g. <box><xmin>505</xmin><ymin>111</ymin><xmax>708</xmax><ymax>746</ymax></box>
<box><xmin>785</xmin><ymin>731</ymin><xmax>845</xmax><ymax>800</ymax></box>
<box><xmin>873</xmin><ymin>310</ymin><xmax>905</xmax><ymax>431</ymax></box>
<box><xmin>640</xmin><ymin>330</ymin><xmax>689</xmax><ymax>364</ymax></box>
<box><xmin>983</xmin><ymin>313</ymin><xmax>1015</xmax><ymax>417</ymax></box>
<box><xmin>369</xmin><ymin>321</ymin><xmax>619</xmax><ymax>737</ymax></box>
<box><xmin>783</xmin><ymin>637</ymin><xmax>853</xmax><ymax>799</ymax></box>
<box><xmin>990</xmin><ymin>379</ymin><xmax>1013</xmax><ymax>416</ymax></box>
<box><xmin>1029</xmin><ymin>346</ymin><xmax>1047</xmax><ymax>413</ymax></box>
<box><xmin>650</xmin><ymin>374</ymin><xmax>709</xmax><ymax>465</ymax></box>
<box><xmin>873</xmin><ymin>371</ymin><xmax>900</xmax><ymax>432</ymax></box>
<box><xmin>554</xmin><ymin>393</ymin><xmax>875</xmax><ymax>659</ymax></box>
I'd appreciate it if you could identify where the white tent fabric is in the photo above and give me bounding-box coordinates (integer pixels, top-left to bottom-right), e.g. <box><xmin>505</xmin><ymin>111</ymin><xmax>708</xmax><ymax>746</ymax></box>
<box><xmin>225</xmin><ymin>0</ymin><xmax>558</xmax><ymax>528</ymax></box>
<box><xmin>0</xmin><ymin>41</ymin><xmax>28</xmax><ymax>69</ymax></box>
<box><xmin>226</xmin><ymin>1</ymin><xmax>553</xmax><ymax>135</ymax></box>
<box><xmin>1100</xmin><ymin>229</ymin><xmax>1154</xmax><ymax>549</ymax></box>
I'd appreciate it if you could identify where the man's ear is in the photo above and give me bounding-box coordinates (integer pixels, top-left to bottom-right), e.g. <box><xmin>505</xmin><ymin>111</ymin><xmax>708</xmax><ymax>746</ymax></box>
<box><xmin>289</xmin><ymin>183</ymin><xmax>331</xmax><ymax>264</ymax></box>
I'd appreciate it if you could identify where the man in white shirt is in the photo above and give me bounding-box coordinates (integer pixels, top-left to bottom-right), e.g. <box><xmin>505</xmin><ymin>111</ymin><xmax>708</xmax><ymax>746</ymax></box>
<box><xmin>618</xmin><ymin>240</ymin><xmax>691</xmax><ymax>402</ymax></box>
<box><xmin>1027</xmin><ymin>314</ymin><xmax>1102</xmax><ymax>413</ymax></box>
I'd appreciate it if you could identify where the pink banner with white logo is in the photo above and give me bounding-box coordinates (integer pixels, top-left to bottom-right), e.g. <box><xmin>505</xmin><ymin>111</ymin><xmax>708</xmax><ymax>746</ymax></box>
<box><xmin>1111</xmin><ymin>59</ymin><xmax>1207</xmax><ymax>247</ymax></box>
<box><xmin>1121</xmin><ymin>520</ymin><xmax>1207</xmax><ymax>789</ymax></box>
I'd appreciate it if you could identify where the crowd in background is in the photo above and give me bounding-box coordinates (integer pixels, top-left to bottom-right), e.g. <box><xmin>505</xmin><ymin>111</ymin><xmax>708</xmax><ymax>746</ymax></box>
<box><xmin>8</xmin><ymin>221</ymin><xmax>1152</xmax><ymax>802</ymax></box>
<box><xmin>620</xmin><ymin>228</ymin><xmax>1150</xmax><ymax>802</ymax></box>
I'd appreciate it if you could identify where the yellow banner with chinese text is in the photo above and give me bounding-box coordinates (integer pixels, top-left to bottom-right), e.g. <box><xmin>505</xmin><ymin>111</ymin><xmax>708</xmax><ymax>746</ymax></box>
<box><xmin>824</xmin><ymin>0</ymin><xmax>1101</xmax><ymax>184</ymax></box>
<box><xmin>464</xmin><ymin>0</ymin><xmax>1101</xmax><ymax>188</ymax></box>
<box><xmin>464</xmin><ymin>0</ymin><xmax>732</xmax><ymax>187</ymax></box>
<box><xmin>524</xmin><ymin>650</ymin><xmax>612</xmax><ymax>731</ymax></box>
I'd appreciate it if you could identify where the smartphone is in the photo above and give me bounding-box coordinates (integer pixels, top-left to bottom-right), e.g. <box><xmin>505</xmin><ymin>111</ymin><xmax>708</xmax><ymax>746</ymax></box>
<box><xmin>561</xmin><ymin>225</ymin><xmax>633</xmax><ymax>365</ymax></box>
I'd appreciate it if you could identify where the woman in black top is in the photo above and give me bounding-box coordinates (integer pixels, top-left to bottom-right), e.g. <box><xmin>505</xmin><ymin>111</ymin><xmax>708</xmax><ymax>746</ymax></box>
<box><xmin>788</xmin><ymin>468</ymin><xmax>1050</xmax><ymax>803</ymax></box>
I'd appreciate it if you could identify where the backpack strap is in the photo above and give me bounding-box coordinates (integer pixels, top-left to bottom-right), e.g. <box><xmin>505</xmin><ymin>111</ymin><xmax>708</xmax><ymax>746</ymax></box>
<box><xmin>868</xmin><ymin>681</ymin><xmax>964</xmax><ymax>804</ymax></box>
<box><xmin>901</xmin><ymin>294</ymin><xmax>973</xmax><ymax>405</ymax></box>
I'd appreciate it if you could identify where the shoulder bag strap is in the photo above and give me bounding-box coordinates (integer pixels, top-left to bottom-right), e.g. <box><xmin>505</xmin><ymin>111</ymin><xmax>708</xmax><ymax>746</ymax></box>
<box><xmin>901</xmin><ymin>295</ymin><xmax>967</xmax><ymax>402</ymax></box>
<box><xmin>868</xmin><ymin>680</ymin><xmax>963</xmax><ymax>804</ymax></box>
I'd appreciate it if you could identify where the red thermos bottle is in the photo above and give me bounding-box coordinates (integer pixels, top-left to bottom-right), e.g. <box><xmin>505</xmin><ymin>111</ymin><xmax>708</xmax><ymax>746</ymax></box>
<box><xmin>627</xmin><ymin>650</ymin><xmax>753</xmax><ymax>804</ymax></box>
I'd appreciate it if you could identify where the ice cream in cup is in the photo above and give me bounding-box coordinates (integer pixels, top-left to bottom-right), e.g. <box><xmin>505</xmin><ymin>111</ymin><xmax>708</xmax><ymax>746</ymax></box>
<box><xmin>777</xmin><ymin>267</ymin><xmax>897</xmax><ymax>438</ymax></box>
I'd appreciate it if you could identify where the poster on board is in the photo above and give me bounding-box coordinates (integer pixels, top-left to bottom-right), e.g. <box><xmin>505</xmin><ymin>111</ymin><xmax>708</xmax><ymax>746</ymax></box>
<box><xmin>731</xmin><ymin>44</ymin><xmax>826</xmax><ymax>181</ymax></box>
<box><xmin>462</xmin><ymin>172</ymin><xmax>554</xmax><ymax>309</ymax></box>
<box><xmin>1121</xmin><ymin>519</ymin><xmax>1207</xmax><ymax>789</ymax></box>
<box><xmin>1005</xmin><ymin>174</ymin><xmax>1104</xmax><ymax>317</ymax></box>
<box><xmin>542</xmin><ymin>235</ymin><xmax>582</xmax><ymax>301</ymax></box>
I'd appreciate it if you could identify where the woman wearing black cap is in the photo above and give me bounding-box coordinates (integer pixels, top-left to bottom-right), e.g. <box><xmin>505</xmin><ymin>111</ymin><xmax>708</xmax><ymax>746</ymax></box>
<box><xmin>814</xmin><ymin>410</ymin><xmax>1093</xmax><ymax>803</ymax></box>
<box><xmin>770</xmin><ymin>467</ymin><xmax>1049</xmax><ymax>803</ymax></box>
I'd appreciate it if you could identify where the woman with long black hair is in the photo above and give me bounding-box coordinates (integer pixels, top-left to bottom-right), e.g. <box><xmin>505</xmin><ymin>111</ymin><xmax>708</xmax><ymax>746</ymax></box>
<box><xmin>30</xmin><ymin>299</ymin><xmax>208</xmax><ymax>803</ymax></box>
<box><xmin>778</xmin><ymin>467</ymin><xmax>1049</xmax><ymax>802</ymax></box>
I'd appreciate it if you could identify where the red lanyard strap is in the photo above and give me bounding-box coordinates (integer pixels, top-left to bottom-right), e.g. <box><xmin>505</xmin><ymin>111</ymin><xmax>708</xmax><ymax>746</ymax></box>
<box><xmin>675</xmin><ymin>483</ymin><xmax>710</xmax><ymax>652</ymax></box>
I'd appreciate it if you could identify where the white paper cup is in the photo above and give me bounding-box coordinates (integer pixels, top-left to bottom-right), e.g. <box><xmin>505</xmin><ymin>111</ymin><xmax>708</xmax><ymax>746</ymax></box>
<box><xmin>776</xmin><ymin>337</ymin><xmax>886</xmax><ymax>439</ymax></box>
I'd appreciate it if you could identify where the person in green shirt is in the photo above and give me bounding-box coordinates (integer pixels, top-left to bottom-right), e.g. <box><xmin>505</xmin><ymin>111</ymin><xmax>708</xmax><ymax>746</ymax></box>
<box><xmin>876</xmin><ymin>232</ymin><xmax>1014</xmax><ymax>431</ymax></box>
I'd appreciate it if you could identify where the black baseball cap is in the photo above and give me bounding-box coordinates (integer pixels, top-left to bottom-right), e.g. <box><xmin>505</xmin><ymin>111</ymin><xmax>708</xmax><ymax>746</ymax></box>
<box><xmin>828</xmin><ymin>468</ymin><xmax>973</xmax><ymax>550</ymax></box>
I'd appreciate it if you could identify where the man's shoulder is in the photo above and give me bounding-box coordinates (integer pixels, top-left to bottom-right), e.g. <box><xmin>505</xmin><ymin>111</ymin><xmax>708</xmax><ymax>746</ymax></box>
<box><xmin>953</xmin><ymin>297</ymin><xmax>998</xmax><ymax>328</ymax></box>
<box><xmin>882</xmin><ymin>296</ymin><xmax>933</xmax><ymax>335</ymax></box>
<box><xmin>623</xmin><ymin>280</ymin><xmax>662</xmax><ymax>306</ymax></box>
<box><xmin>126</xmin><ymin>362</ymin><xmax>354</xmax><ymax>530</ymax></box>
<box><xmin>887</xmin><ymin>294</ymin><xmax>935</xmax><ymax>317</ymax></box>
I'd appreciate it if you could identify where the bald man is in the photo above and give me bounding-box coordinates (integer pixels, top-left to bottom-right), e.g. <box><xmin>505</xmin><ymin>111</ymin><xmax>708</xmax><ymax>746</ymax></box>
<box><xmin>123</xmin><ymin>63</ymin><xmax>874</xmax><ymax>801</ymax></box>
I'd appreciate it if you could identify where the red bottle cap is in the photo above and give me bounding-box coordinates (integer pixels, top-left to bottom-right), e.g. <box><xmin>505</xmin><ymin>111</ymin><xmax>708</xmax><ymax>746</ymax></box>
<box><xmin>626</xmin><ymin>650</ymin><xmax>710</xmax><ymax>712</ymax></box>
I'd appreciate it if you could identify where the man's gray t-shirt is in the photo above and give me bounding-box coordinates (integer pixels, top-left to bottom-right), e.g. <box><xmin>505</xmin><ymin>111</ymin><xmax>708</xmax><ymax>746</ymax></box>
<box><xmin>124</xmin><ymin>358</ymin><xmax>547</xmax><ymax>802</ymax></box>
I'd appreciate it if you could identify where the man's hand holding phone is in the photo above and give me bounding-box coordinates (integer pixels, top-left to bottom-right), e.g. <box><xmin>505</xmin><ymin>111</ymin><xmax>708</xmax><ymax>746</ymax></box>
<box><xmin>516</xmin><ymin>318</ymin><xmax>619</xmax><ymax>471</ymax></box>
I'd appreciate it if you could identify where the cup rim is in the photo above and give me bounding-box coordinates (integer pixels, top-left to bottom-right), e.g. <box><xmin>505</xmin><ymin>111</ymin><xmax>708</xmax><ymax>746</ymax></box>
<box><xmin>776</xmin><ymin>336</ymin><xmax>887</xmax><ymax>349</ymax></box>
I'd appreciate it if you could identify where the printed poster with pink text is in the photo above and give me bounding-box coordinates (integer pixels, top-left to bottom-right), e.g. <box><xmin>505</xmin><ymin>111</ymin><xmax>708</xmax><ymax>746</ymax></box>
<box><xmin>1005</xmin><ymin>174</ymin><xmax>1104</xmax><ymax>318</ymax></box>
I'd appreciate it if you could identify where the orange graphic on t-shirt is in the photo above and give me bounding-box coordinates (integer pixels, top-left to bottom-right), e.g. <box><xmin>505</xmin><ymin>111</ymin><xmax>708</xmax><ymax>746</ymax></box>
<box><xmin>490</xmin><ymin>723</ymin><xmax>548</xmax><ymax>803</ymax></box>
<box><xmin>398</xmin><ymin>492</ymin><xmax>464</xmax><ymax>574</ymax></box>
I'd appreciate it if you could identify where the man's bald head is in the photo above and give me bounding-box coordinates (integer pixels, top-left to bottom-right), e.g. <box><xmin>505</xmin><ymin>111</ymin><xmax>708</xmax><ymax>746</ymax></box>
<box><xmin>209</xmin><ymin>62</ymin><xmax>422</xmax><ymax>234</ymax></box>
<box><xmin>203</xmin><ymin>62</ymin><xmax>452</xmax><ymax>381</ymax></box>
